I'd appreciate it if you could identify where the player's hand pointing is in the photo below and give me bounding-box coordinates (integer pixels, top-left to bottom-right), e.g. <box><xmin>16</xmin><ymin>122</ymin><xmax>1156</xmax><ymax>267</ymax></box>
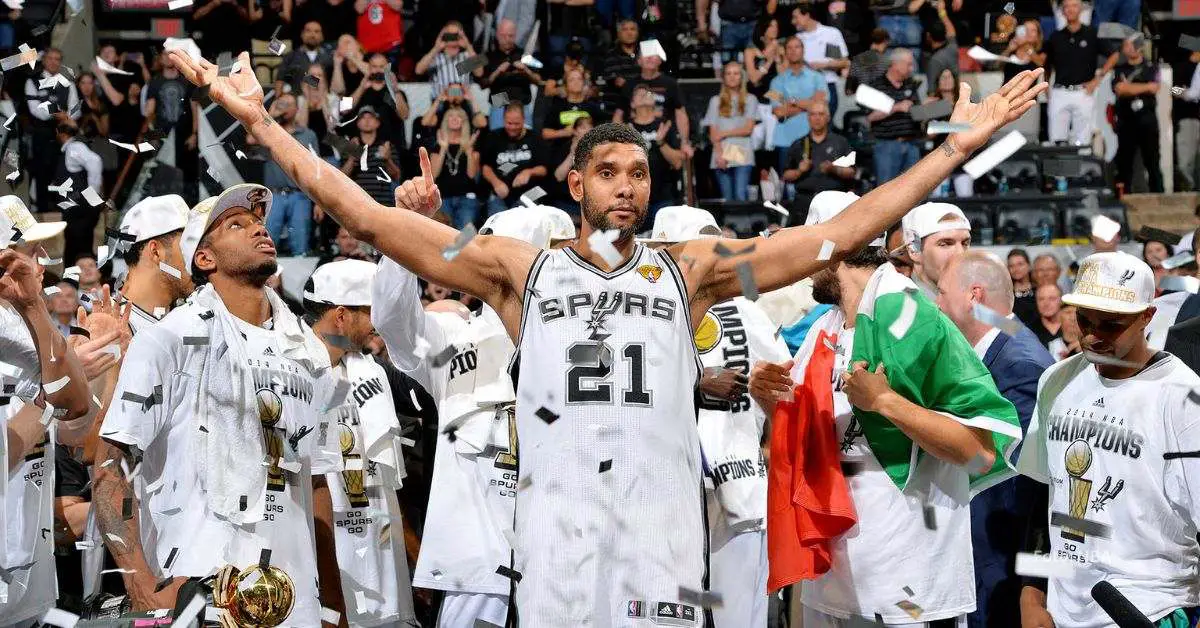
<box><xmin>394</xmin><ymin>147</ymin><xmax>443</xmax><ymax>217</ymax></box>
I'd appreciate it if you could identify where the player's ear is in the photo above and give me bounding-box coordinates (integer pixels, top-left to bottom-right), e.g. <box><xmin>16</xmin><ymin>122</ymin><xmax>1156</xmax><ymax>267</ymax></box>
<box><xmin>568</xmin><ymin>169</ymin><xmax>584</xmax><ymax>202</ymax></box>
<box><xmin>194</xmin><ymin>245</ymin><xmax>217</xmax><ymax>274</ymax></box>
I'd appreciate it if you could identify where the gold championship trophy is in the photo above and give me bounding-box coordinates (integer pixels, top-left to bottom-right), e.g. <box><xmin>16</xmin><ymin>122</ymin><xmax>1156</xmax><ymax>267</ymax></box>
<box><xmin>495</xmin><ymin>404</ymin><xmax>518</xmax><ymax>471</ymax></box>
<box><xmin>257</xmin><ymin>389</ymin><xmax>287</xmax><ymax>492</ymax></box>
<box><xmin>1063</xmin><ymin>439</ymin><xmax>1094</xmax><ymax>542</ymax></box>
<box><xmin>213</xmin><ymin>563</ymin><xmax>296</xmax><ymax>627</ymax></box>
<box><xmin>339</xmin><ymin>421</ymin><xmax>369</xmax><ymax>508</ymax></box>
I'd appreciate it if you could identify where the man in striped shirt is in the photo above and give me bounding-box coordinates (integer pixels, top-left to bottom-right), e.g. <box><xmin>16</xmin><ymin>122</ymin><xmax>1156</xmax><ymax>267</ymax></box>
<box><xmin>415</xmin><ymin>20</ymin><xmax>485</xmax><ymax>94</ymax></box>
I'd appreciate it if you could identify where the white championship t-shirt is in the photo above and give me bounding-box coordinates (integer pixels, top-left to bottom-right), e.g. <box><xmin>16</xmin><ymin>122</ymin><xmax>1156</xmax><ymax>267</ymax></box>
<box><xmin>372</xmin><ymin>258</ymin><xmax>519</xmax><ymax>596</ymax></box>
<box><xmin>100</xmin><ymin>302</ymin><xmax>338</xmax><ymax>627</ymax></box>
<box><xmin>0</xmin><ymin>301</ymin><xmax>57</xmax><ymax>623</ymax></box>
<box><xmin>1017</xmin><ymin>353</ymin><xmax>1200</xmax><ymax>628</ymax></box>
<box><xmin>798</xmin><ymin>324</ymin><xmax>977</xmax><ymax>624</ymax></box>
<box><xmin>324</xmin><ymin>351</ymin><xmax>417</xmax><ymax>627</ymax></box>
<box><xmin>696</xmin><ymin>297</ymin><xmax>789</xmax><ymax>545</ymax></box>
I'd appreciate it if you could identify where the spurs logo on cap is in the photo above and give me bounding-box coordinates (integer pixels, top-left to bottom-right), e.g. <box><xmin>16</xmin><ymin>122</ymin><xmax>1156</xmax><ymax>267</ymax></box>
<box><xmin>1117</xmin><ymin>270</ymin><xmax>1135</xmax><ymax>287</ymax></box>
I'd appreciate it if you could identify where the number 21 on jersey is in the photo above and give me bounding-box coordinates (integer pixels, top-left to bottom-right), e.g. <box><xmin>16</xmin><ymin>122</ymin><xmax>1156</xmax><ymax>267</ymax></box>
<box><xmin>566</xmin><ymin>340</ymin><xmax>652</xmax><ymax>406</ymax></box>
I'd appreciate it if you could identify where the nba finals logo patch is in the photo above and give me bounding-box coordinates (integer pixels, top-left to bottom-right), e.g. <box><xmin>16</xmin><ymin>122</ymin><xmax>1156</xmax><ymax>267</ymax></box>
<box><xmin>694</xmin><ymin>311</ymin><xmax>723</xmax><ymax>354</ymax></box>
<box><xmin>638</xmin><ymin>264</ymin><xmax>663</xmax><ymax>283</ymax></box>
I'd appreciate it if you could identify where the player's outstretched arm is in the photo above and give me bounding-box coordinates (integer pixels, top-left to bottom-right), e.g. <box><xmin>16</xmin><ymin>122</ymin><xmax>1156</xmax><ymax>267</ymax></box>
<box><xmin>679</xmin><ymin>69</ymin><xmax>1047</xmax><ymax>307</ymax></box>
<box><xmin>166</xmin><ymin>50</ymin><xmax>537</xmax><ymax>312</ymax></box>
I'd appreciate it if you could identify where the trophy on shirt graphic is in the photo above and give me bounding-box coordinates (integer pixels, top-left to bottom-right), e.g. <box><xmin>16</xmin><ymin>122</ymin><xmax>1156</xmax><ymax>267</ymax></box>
<box><xmin>1063</xmin><ymin>439</ymin><xmax>1094</xmax><ymax>542</ymax></box>
<box><xmin>339</xmin><ymin>421</ymin><xmax>370</xmax><ymax>508</ymax></box>
<box><xmin>213</xmin><ymin>562</ymin><xmax>296</xmax><ymax>627</ymax></box>
<box><xmin>257</xmin><ymin>388</ymin><xmax>287</xmax><ymax>492</ymax></box>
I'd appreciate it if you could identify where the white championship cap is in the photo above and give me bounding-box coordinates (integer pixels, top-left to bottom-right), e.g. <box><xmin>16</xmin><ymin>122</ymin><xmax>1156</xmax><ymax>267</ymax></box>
<box><xmin>639</xmin><ymin>205</ymin><xmax>722</xmax><ymax>243</ymax></box>
<box><xmin>304</xmin><ymin>259</ymin><xmax>377</xmax><ymax>307</ymax></box>
<box><xmin>804</xmin><ymin>190</ymin><xmax>860</xmax><ymax>227</ymax></box>
<box><xmin>119</xmin><ymin>195</ymin><xmax>189</xmax><ymax>244</ymax></box>
<box><xmin>479</xmin><ymin>205</ymin><xmax>577</xmax><ymax>249</ymax></box>
<box><xmin>903</xmin><ymin>202</ymin><xmax>972</xmax><ymax>248</ymax></box>
<box><xmin>1061</xmin><ymin>251</ymin><xmax>1155</xmax><ymax>314</ymax></box>
<box><xmin>181</xmin><ymin>184</ymin><xmax>274</xmax><ymax>274</ymax></box>
<box><xmin>804</xmin><ymin>191</ymin><xmax>885</xmax><ymax>247</ymax></box>
<box><xmin>0</xmin><ymin>195</ymin><xmax>65</xmax><ymax>244</ymax></box>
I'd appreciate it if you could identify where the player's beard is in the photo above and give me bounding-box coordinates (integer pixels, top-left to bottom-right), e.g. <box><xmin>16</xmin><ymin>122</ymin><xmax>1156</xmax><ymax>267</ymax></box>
<box><xmin>811</xmin><ymin>267</ymin><xmax>841</xmax><ymax>305</ymax></box>
<box><xmin>580</xmin><ymin>184</ymin><xmax>646</xmax><ymax>241</ymax></box>
<box><xmin>241</xmin><ymin>259</ymin><xmax>279</xmax><ymax>288</ymax></box>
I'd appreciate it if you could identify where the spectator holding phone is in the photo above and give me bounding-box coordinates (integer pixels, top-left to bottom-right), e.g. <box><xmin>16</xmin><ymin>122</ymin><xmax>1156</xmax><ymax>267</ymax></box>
<box><xmin>481</xmin><ymin>102</ymin><xmax>547</xmax><ymax>215</ymax></box>
<box><xmin>296</xmin><ymin>63</ymin><xmax>340</xmax><ymax>160</ymax></box>
<box><xmin>349</xmin><ymin>53</ymin><xmax>410</xmax><ymax>149</ymax></box>
<box><xmin>429</xmin><ymin>106</ymin><xmax>481</xmax><ymax>228</ymax></box>
<box><xmin>483</xmin><ymin>18</ymin><xmax>542</xmax><ymax>130</ymax></box>
<box><xmin>867</xmin><ymin>48</ymin><xmax>922</xmax><ymax>186</ymax></box>
<box><xmin>745</xmin><ymin>17</ymin><xmax>783</xmax><ymax>99</ymax></box>
<box><xmin>415</xmin><ymin>20</ymin><xmax>484</xmax><ymax>93</ymax></box>
<box><xmin>331</xmin><ymin>33</ymin><xmax>369</xmax><ymax>95</ymax></box>
<box><xmin>251</xmin><ymin>93</ymin><xmax>320</xmax><ymax>256</ymax></box>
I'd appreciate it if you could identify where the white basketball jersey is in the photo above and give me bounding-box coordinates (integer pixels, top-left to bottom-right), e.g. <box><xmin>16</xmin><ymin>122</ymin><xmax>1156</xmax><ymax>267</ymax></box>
<box><xmin>513</xmin><ymin>245</ymin><xmax>706</xmax><ymax>627</ymax></box>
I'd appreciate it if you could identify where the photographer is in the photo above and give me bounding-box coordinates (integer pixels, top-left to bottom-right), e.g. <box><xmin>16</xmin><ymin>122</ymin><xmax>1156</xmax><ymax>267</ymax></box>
<box><xmin>348</xmin><ymin>52</ymin><xmax>410</xmax><ymax>151</ymax></box>
<box><xmin>415</xmin><ymin>21</ymin><xmax>484</xmax><ymax>93</ymax></box>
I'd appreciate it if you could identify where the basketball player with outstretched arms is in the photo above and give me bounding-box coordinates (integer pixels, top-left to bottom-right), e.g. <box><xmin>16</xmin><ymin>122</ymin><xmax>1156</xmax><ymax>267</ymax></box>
<box><xmin>168</xmin><ymin>47</ymin><xmax>1046</xmax><ymax>626</ymax></box>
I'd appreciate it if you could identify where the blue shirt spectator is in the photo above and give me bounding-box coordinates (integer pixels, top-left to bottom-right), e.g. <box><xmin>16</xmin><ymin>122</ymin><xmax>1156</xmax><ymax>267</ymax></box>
<box><xmin>768</xmin><ymin>38</ymin><xmax>828</xmax><ymax>177</ymax></box>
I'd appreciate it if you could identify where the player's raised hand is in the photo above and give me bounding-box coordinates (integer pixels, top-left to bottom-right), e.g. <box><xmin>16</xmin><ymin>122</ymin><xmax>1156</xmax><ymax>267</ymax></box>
<box><xmin>946</xmin><ymin>68</ymin><xmax>1047</xmax><ymax>156</ymax></box>
<box><xmin>167</xmin><ymin>49</ymin><xmax>264</xmax><ymax>124</ymax></box>
<box><xmin>394</xmin><ymin>147</ymin><xmax>443</xmax><ymax>217</ymax></box>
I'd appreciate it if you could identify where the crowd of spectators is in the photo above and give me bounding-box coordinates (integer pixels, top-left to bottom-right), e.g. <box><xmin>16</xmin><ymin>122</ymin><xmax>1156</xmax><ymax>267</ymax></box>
<box><xmin>0</xmin><ymin>0</ymin><xmax>1174</xmax><ymax>268</ymax></box>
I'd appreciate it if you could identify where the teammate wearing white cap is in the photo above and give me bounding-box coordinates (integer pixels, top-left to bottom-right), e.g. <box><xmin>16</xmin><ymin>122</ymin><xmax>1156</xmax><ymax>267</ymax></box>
<box><xmin>304</xmin><ymin>259</ymin><xmax>417</xmax><ymax>627</ymax></box>
<box><xmin>1017</xmin><ymin>251</ymin><xmax>1200</xmax><ymax>628</ymax></box>
<box><xmin>750</xmin><ymin>192</ymin><xmax>1018</xmax><ymax>628</ymax></box>
<box><xmin>116</xmin><ymin>195</ymin><xmax>194</xmax><ymax>333</ymax></box>
<box><xmin>902</xmin><ymin>202</ymin><xmax>972</xmax><ymax>301</ymax></box>
<box><xmin>0</xmin><ymin>196</ymin><xmax>92</xmax><ymax>625</ymax></box>
<box><xmin>371</xmin><ymin>204</ymin><xmax>575</xmax><ymax>628</ymax></box>
<box><xmin>93</xmin><ymin>184</ymin><xmax>348</xmax><ymax>625</ymax></box>
<box><xmin>170</xmin><ymin>48</ymin><xmax>1046</xmax><ymax>625</ymax></box>
<box><xmin>643</xmin><ymin>205</ymin><xmax>790</xmax><ymax>628</ymax></box>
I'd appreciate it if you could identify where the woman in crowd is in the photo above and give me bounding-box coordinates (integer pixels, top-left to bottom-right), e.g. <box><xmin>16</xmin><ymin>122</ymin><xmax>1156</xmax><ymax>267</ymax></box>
<box><xmin>541</xmin><ymin>67</ymin><xmax>603</xmax><ymax>155</ymax></box>
<box><xmin>75</xmin><ymin>73</ymin><xmax>110</xmax><ymax>139</ymax></box>
<box><xmin>106</xmin><ymin>80</ymin><xmax>145</xmax><ymax>147</ymax></box>
<box><xmin>1142</xmin><ymin>237</ymin><xmax>1175</xmax><ymax>294</ymax></box>
<box><xmin>705</xmin><ymin>62</ymin><xmax>758</xmax><ymax>202</ymax></box>
<box><xmin>296</xmin><ymin>63</ymin><xmax>339</xmax><ymax>153</ymax></box>
<box><xmin>744</xmin><ymin>17</ymin><xmax>782</xmax><ymax>99</ymax></box>
<box><xmin>429</xmin><ymin>106</ymin><xmax>480</xmax><ymax>229</ymax></box>
<box><xmin>331</xmin><ymin>33</ymin><xmax>369</xmax><ymax>96</ymax></box>
<box><xmin>1002</xmin><ymin>18</ymin><xmax>1046</xmax><ymax>83</ymax></box>
<box><xmin>1007</xmin><ymin>248</ymin><xmax>1038</xmax><ymax>327</ymax></box>
<box><xmin>1030</xmin><ymin>282</ymin><xmax>1065</xmax><ymax>349</ymax></box>
<box><xmin>554</xmin><ymin>114</ymin><xmax>595</xmax><ymax>212</ymax></box>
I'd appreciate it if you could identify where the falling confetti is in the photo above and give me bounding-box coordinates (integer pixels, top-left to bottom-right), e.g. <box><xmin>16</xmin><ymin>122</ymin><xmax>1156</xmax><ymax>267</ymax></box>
<box><xmin>926</xmin><ymin>121</ymin><xmax>972</xmax><ymax>135</ymax></box>
<box><xmin>1015</xmin><ymin>552</ymin><xmax>1077</xmax><ymax>579</ymax></box>
<box><xmin>442</xmin><ymin>224</ymin><xmax>478</xmax><ymax>261</ymax></box>
<box><xmin>167</xmin><ymin>0</ymin><xmax>193</xmax><ymax>8</ymax></box>
<box><xmin>42</xmin><ymin>376</ymin><xmax>69</xmax><ymax>395</ymax></box>
<box><xmin>158</xmin><ymin>261</ymin><xmax>182</xmax><ymax>279</ymax></box>
<box><xmin>963</xmin><ymin>130</ymin><xmax>1026</xmax><ymax>179</ymax></box>
<box><xmin>817</xmin><ymin>240</ymin><xmax>836</xmax><ymax>261</ymax></box>
<box><xmin>854</xmin><ymin>83</ymin><xmax>896</xmax><ymax>114</ymax></box>
<box><xmin>971</xmin><ymin>303</ymin><xmax>1023</xmax><ymax>336</ymax></box>
<box><xmin>831</xmin><ymin>152</ymin><xmax>856</xmax><ymax>168</ymax></box>
<box><xmin>1090</xmin><ymin>215</ymin><xmax>1121</xmax><ymax>242</ymax></box>
<box><xmin>1050</xmin><ymin>511</ymin><xmax>1112</xmax><ymax>538</ymax></box>
<box><xmin>588</xmin><ymin>229</ymin><xmax>623</xmax><ymax>267</ymax></box>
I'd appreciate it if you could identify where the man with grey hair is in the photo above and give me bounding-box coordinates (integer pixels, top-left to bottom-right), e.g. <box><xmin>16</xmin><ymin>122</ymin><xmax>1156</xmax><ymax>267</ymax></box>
<box><xmin>936</xmin><ymin>251</ymin><xmax>1053</xmax><ymax>628</ymax></box>
<box><xmin>1032</xmin><ymin>253</ymin><xmax>1073</xmax><ymax>294</ymax></box>
<box><xmin>868</xmin><ymin>48</ymin><xmax>923</xmax><ymax>185</ymax></box>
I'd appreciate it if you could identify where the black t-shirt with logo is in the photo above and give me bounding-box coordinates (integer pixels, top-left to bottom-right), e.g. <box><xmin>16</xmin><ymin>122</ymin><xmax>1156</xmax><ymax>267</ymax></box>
<box><xmin>482</xmin><ymin>130</ymin><xmax>546</xmax><ymax>200</ymax></box>
<box><xmin>1113</xmin><ymin>58</ymin><xmax>1158</xmax><ymax>121</ymax></box>
<box><xmin>630</xmin><ymin>117</ymin><xmax>681</xmax><ymax>204</ymax></box>
<box><xmin>146</xmin><ymin>74</ymin><xmax>195</xmax><ymax>132</ymax></box>
<box><xmin>786</xmin><ymin>131</ymin><xmax>853</xmax><ymax>193</ymax></box>
<box><xmin>867</xmin><ymin>75</ymin><xmax>921</xmax><ymax>139</ymax></box>
<box><xmin>1047</xmin><ymin>25</ymin><xmax>1100</xmax><ymax>87</ymax></box>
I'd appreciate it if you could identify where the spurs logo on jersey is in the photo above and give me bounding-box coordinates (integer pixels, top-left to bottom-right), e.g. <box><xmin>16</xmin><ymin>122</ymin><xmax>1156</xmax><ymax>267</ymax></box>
<box><xmin>840</xmin><ymin>416</ymin><xmax>863</xmax><ymax>453</ymax></box>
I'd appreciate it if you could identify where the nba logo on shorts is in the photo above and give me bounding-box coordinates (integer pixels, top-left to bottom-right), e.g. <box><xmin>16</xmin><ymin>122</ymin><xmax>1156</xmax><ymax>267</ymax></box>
<box><xmin>627</xmin><ymin>601</ymin><xmax>645</xmax><ymax>617</ymax></box>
